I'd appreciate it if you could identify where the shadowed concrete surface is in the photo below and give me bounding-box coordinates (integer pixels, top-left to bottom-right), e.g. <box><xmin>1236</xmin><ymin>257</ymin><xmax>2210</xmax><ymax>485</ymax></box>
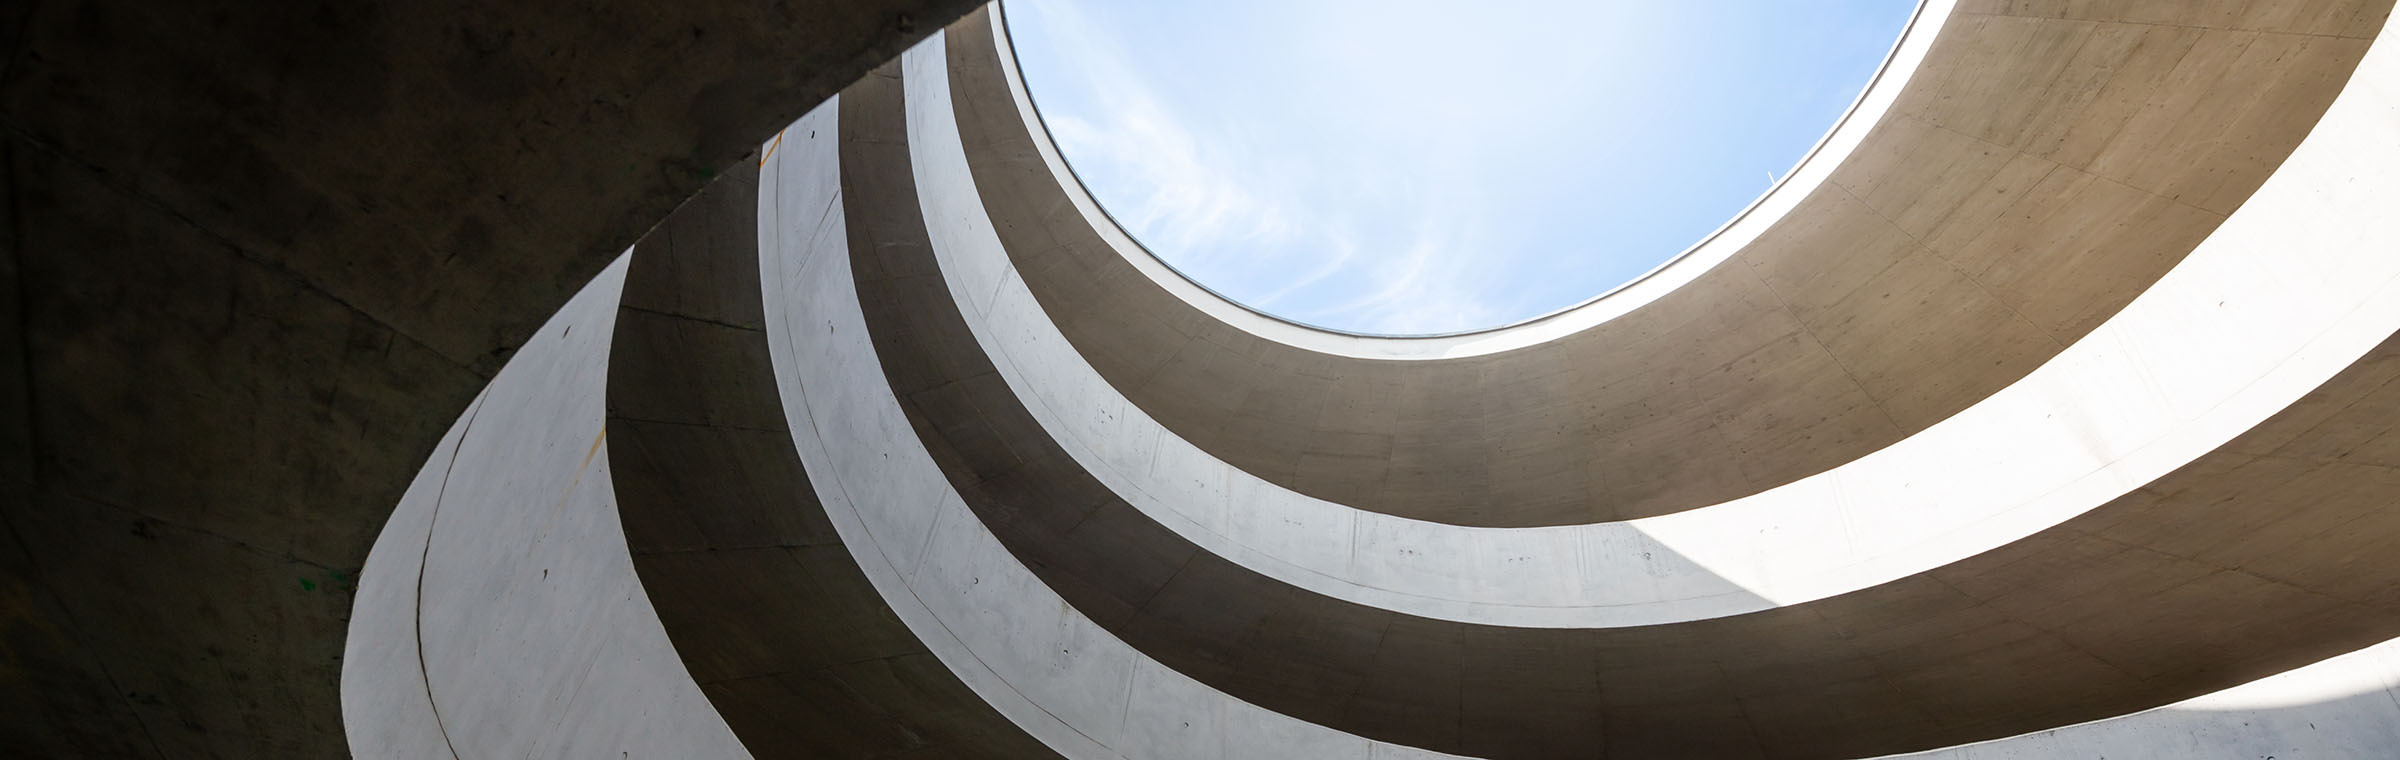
<box><xmin>21</xmin><ymin>0</ymin><xmax>2400</xmax><ymax>757</ymax></box>
<box><xmin>906</xmin><ymin>4</ymin><xmax>2400</xmax><ymax>630</ymax></box>
<box><xmin>0</xmin><ymin>0</ymin><xmax>979</xmax><ymax>755</ymax></box>
<box><xmin>825</xmin><ymin>31</ymin><xmax>2400</xmax><ymax>755</ymax></box>
<box><xmin>1883</xmin><ymin>634</ymin><xmax>2400</xmax><ymax>758</ymax></box>
<box><xmin>957</xmin><ymin>0</ymin><xmax>2395</xmax><ymax>527</ymax></box>
<box><xmin>607</xmin><ymin>159</ymin><xmax>1059</xmax><ymax>759</ymax></box>
<box><xmin>342</xmin><ymin>255</ymin><xmax>750</xmax><ymax>758</ymax></box>
<box><xmin>758</xmin><ymin>90</ymin><xmax>1478</xmax><ymax>758</ymax></box>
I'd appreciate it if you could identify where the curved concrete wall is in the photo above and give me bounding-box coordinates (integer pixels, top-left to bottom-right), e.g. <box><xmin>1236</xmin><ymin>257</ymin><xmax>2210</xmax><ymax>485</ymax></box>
<box><xmin>196</xmin><ymin>2</ymin><xmax>2400</xmax><ymax>752</ymax></box>
<box><xmin>342</xmin><ymin>256</ymin><xmax>748</xmax><ymax>758</ymax></box>
<box><xmin>758</xmin><ymin>81</ymin><xmax>1474</xmax><ymax>760</ymax></box>
<box><xmin>33</xmin><ymin>0</ymin><xmax>2400</xmax><ymax>754</ymax></box>
<box><xmin>901</xmin><ymin>5</ymin><xmax>2400</xmax><ymax>630</ymax></box>
<box><xmin>2</xmin><ymin>2</ymin><xmax>985</xmax><ymax>755</ymax></box>
<box><xmin>1882</xmin><ymin>636</ymin><xmax>2400</xmax><ymax>759</ymax></box>
<box><xmin>606</xmin><ymin>158</ymin><xmax>1060</xmax><ymax>758</ymax></box>
<box><xmin>962</xmin><ymin>0</ymin><xmax>2392</xmax><ymax>528</ymax></box>
<box><xmin>979</xmin><ymin>0</ymin><xmax>1950</xmax><ymax>358</ymax></box>
<box><xmin>810</xmin><ymin>11</ymin><xmax>2400</xmax><ymax>757</ymax></box>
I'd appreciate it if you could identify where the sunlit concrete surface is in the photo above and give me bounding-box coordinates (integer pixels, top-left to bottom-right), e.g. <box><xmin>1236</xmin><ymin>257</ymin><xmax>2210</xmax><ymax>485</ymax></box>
<box><xmin>608</xmin><ymin>155</ymin><xmax>1066</xmax><ymax>756</ymax></box>
<box><xmin>966</xmin><ymin>0</ymin><xmax>2392</xmax><ymax>528</ymax></box>
<box><xmin>887</xmin><ymin>5</ymin><xmax>2400</xmax><ymax>627</ymax></box>
<box><xmin>0</xmin><ymin>2</ymin><xmax>983</xmax><ymax>756</ymax></box>
<box><xmin>758</xmin><ymin>92</ymin><xmax>1471</xmax><ymax>760</ymax></box>
<box><xmin>756</xmin><ymin>8</ymin><xmax>2400</xmax><ymax>755</ymax></box>
<box><xmin>341</xmin><ymin>256</ymin><xmax>748</xmax><ymax>757</ymax></box>
<box><xmin>762</xmin><ymin>17</ymin><xmax>2400</xmax><ymax>750</ymax></box>
<box><xmin>19</xmin><ymin>0</ymin><xmax>2400</xmax><ymax>757</ymax></box>
<box><xmin>1878</xmin><ymin>636</ymin><xmax>2400</xmax><ymax>759</ymax></box>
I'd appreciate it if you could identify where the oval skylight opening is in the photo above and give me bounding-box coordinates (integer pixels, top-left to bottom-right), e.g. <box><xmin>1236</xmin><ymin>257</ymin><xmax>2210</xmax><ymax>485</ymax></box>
<box><xmin>1005</xmin><ymin>0</ymin><xmax>1920</xmax><ymax>336</ymax></box>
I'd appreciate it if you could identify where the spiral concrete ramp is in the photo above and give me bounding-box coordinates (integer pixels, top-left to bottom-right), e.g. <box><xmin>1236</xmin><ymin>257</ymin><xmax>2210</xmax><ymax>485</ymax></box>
<box><xmin>10</xmin><ymin>0</ymin><xmax>2400</xmax><ymax>757</ymax></box>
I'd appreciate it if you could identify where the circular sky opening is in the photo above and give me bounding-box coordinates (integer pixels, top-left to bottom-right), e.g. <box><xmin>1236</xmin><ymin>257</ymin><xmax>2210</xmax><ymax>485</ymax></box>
<box><xmin>1005</xmin><ymin>0</ymin><xmax>1920</xmax><ymax>336</ymax></box>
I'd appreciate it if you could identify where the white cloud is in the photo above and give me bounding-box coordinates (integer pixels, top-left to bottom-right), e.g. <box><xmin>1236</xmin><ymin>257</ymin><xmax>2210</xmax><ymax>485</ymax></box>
<box><xmin>1004</xmin><ymin>0</ymin><xmax>1910</xmax><ymax>334</ymax></box>
<box><xmin>1304</xmin><ymin>213</ymin><xmax>1512</xmax><ymax>335</ymax></box>
<box><xmin>1010</xmin><ymin>0</ymin><xmax>1512</xmax><ymax>334</ymax></box>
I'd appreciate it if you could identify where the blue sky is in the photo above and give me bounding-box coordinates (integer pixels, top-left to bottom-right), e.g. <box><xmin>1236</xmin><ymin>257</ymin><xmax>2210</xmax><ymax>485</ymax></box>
<box><xmin>1004</xmin><ymin>0</ymin><xmax>1917</xmax><ymax>335</ymax></box>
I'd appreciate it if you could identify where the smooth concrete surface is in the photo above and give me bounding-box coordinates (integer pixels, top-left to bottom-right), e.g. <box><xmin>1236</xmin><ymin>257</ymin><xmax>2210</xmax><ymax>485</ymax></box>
<box><xmin>326</xmin><ymin>29</ymin><xmax>2400</xmax><ymax>756</ymax></box>
<box><xmin>0</xmin><ymin>1</ymin><xmax>981</xmax><ymax>755</ymax></box>
<box><xmin>790</xmin><ymin>10</ymin><xmax>2400</xmax><ymax>757</ymax></box>
<box><xmin>341</xmin><ymin>256</ymin><xmax>748</xmax><ymax>758</ymax></box>
<box><xmin>866</xmin><ymin>230</ymin><xmax>2400</xmax><ymax>757</ymax></box>
<box><xmin>761</xmin><ymin>76</ymin><xmax>1473</xmax><ymax>760</ymax></box>
<box><xmin>26</xmin><ymin>0</ymin><xmax>2400</xmax><ymax>756</ymax></box>
<box><xmin>607</xmin><ymin>158</ymin><xmax>1060</xmax><ymax>759</ymax></box>
<box><xmin>904</xmin><ymin>6</ymin><xmax>2400</xmax><ymax>627</ymax></box>
<box><xmin>963</xmin><ymin>0</ymin><xmax>2392</xmax><ymax>527</ymax></box>
<box><xmin>1878</xmin><ymin>635</ymin><xmax>2400</xmax><ymax>759</ymax></box>
<box><xmin>341</xmin><ymin>386</ymin><xmax>485</xmax><ymax>760</ymax></box>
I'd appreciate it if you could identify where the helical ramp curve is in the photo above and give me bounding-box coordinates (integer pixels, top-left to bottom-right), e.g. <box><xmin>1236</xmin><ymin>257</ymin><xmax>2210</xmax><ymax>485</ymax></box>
<box><xmin>326</xmin><ymin>1</ymin><xmax>2400</xmax><ymax>758</ymax></box>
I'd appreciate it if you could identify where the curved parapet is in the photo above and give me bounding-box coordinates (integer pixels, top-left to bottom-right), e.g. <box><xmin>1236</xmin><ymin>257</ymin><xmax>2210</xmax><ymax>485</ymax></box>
<box><xmin>960</xmin><ymin>0</ymin><xmax>2392</xmax><ymax>527</ymax></box>
<box><xmin>341</xmin><ymin>256</ymin><xmax>748</xmax><ymax>757</ymax></box>
<box><xmin>1883</xmin><ymin>636</ymin><xmax>2400</xmax><ymax>758</ymax></box>
<box><xmin>42</xmin><ymin>0</ymin><xmax>2400</xmax><ymax>754</ymax></box>
<box><xmin>322</xmin><ymin>2</ymin><xmax>2400</xmax><ymax>759</ymax></box>
<box><xmin>347</xmin><ymin>99</ymin><xmax>1071</xmax><ymax>760</ymax></box>
<box><xmin>761</xmin><ymin>9</ymin><xmax>2400</xmax><ymax>755</ymax></box>
<box><xmin>893</xmin><ymin>4</ymin><xmax>2400</xmax><ymax>630</ymax></box>
<box><xmin>1</xmin><ymin>2</ymin><xmax>990</xmax><ymax>756</ymax></box>
<box><xmin>760</xmin><ymin>79</ymin><xmax>1474</xmax><ymax>760</ymax></box>
<box><xmin>606</xmin><ymin>153</ymin><xmax>1059</xmax><ymax>757</ymax></box>
<box><xmin>782</xmin><ymin>12</ymin><xmax>2400</xmax><ymax>755</ymax></box>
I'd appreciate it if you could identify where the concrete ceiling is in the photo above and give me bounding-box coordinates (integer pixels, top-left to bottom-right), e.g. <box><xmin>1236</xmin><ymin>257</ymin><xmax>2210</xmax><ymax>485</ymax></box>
<box><xmin>0</xmin><ymin>1</ymin><xmax>980</xmax><ymax>754</ymax></box>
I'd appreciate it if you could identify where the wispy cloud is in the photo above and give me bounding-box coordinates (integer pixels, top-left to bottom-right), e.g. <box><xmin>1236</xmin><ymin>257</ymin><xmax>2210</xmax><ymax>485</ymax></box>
<box><xmin>1046</xmin><ymin>110</ymin><xmax>1293</xmax><ymax>259</ymax></box>
<box><xmin>1005</xmin><ymin>0</ymin><xmax>1913</xmax><ymax>334</ymax></box>
<box><xmin>1306</xmin><ymin>212</ymin><xmax>1513</xmax><ymax>334</ymax></box>
<box><xmin>1013</xmin><ymin>0</ymin><xmax>1510</xmax><ymax>334</ymax></box>
<box><xmin>1019</xmin><ymin>0</ymin><xmax>1294</xmax><ymax>264</ymax></box>
<box><xmin>1252</xmin><ymin>226</ymin><xmax>1356</xmax><ymax>310</ymax></box>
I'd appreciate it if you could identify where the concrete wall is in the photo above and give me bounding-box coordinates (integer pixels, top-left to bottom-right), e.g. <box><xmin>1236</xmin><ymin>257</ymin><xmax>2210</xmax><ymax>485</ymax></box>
<box><xmin>959</xmin><ymin>0</ymin><xmax>2393</xmax><ymax>528</ymax></box>
<box><xmin>324</xmin><ymin>20</ymin><xmax>2400</xmax><ymax>752</ymax></box>
<box><xmin>760</xmin><ymin>72</ymin><xmax>1477</xmax><ymax>760</ymax></box>
<box><xmin>21</xmin><ymin>0</ymin><xmax>2400</xmax><ymax>756</ymax></box>
<box><xmin>340</xmin><ymin>255</ymin><xmax>747</xmax><ymax>758</ymax></box>
<box><xmin>608</xmin><ymin>144</ymin><xmax>1060</xmax><ymax>759</ymax></box>
<box><xmin>782</xmin><ymin>8</ymin><xmax>2400</xmax><ymax>759</ymax></box>
<box><xmin>0</xmin><ymin>1</ymin><xmax>981</xmax><ymax>754</ymax></box>
<box><xmin>902</xmin><ymin>4</ymin><xmax>2400</xmax><ymax>629</ymax></box>
<box><xmin>331</xmin><ymin>7</ymin><xmax>2400</xmax><ymax>757</ymax></box>
<box><xmin>1881</xmin><ymin>637</ymin><xmax>2400</xmax><ymax>759</ymax></box>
